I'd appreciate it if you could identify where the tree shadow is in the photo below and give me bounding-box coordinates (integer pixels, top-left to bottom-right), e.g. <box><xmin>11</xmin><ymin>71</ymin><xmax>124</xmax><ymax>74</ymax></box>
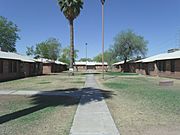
<box><xmin>0</xmin><ymin>87</ymin><xmax>114</xmax><ymax>124</ymax></box>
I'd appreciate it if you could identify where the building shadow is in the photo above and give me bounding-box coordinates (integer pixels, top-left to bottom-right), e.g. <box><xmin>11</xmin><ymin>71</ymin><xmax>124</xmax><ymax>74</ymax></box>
<box><xmin>0</xmin><ymin>87</ymin><xmax>114</xmax><ymax>124</ymax></box>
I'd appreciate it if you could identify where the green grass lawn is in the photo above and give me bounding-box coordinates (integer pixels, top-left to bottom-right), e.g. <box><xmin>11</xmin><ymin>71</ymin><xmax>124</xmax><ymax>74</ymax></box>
<box><xmin>97</xmin><ymin>73</ymin><xmax>180</xmax><ymax>135</ymax></box>
<box><xmin>106</xmin><ymin>71</ymin><xmax>138</xmax><ymax>76</ymax></box>
<box><xmin>0</xmin><ymin>72</ymin><xmax>86</xmax><ymax>91</ymax></box>
<box><xmin>0</xmin><ymin>95</ymin><xmax>79</xmax><ymax>135</ymax></box>
<box><xmin>0</xmin><ymin>72</ymin><xmax>87</xmax><ymax>135</ymax></box>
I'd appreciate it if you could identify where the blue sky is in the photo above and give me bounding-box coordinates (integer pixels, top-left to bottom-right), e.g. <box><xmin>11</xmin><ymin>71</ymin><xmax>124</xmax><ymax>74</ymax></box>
<box><xmin>0</xmin><ymin>0</ymin><xmax>180</xmax><ymax>59</ymax></box>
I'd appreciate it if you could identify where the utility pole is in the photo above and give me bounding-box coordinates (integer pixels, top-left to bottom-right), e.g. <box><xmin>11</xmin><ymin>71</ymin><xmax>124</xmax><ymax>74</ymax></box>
<box><xmin>85</xmin><ymin>43</ymin><xmax>88</xmax><ymax>70</ymax></box>
<box><xmin>101</xmin><ymin>0</ymin><xmax>105</xmax><ymax>79</ymax></box>
<box><xmin>177</xmin><ymin>29</ymin><xmax>180</xmax><ymax>48</ymax></box>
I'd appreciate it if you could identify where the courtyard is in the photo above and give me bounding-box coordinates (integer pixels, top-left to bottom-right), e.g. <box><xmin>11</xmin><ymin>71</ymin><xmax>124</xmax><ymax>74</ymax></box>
<box><xmin>1</xmin><ymin>0</ymin><xmax>180</xmax><ymax>134</ymax></box>
<box><xmin>0</xmin><ymin>72</ymin><xmax>180</xmax><ymax>135</ymax></box>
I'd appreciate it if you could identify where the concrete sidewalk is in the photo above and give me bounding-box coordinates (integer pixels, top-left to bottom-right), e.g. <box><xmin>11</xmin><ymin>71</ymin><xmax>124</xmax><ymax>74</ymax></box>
<box><xmin>0</xmin><ymin>89</ymin><xmax>82</xmax><ymax>97</ymax></box>
<box><xmin>70</xmin><ymin>74</ymin><xmax>120</xmax><ymax>135</ymax></box>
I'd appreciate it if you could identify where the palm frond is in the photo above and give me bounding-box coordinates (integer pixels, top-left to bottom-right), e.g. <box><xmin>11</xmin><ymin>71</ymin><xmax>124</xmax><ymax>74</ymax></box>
<box><xmin>58</xmin><ymin>0</ymin><xmax>83</xmax><ymax>21</ymax></box>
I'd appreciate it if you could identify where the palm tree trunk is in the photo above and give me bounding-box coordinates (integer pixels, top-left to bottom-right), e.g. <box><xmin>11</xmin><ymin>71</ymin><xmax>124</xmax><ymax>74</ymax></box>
<box><xmin>69</xmin><ymin>20</ymin><xmax>74</xmax><ymax>75</ymax></box>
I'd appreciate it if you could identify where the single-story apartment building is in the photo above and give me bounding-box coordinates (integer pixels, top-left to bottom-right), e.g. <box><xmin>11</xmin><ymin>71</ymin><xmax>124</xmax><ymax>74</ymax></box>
<box><xmin>36</xmin><ymin>58</ymin><xmax>68</xmax><ymax>74</ymax></box>
<box><xmin>112</xmin><ymin>61</ymin><xmax>124</xmax><ymax>71</ymax></box>
<box><xmin>135</xmin><ymin>50</ymin><xmax>180</xmax><ymax>79</ymax></box>
<box><xmin>74</xmin><ymin>61</ymin><xmax>108</xmax><ymax>71</ymax></box>
<box><xmin>0</xmin><ymin>51</ymin><xmax>43</xmax><ymax>81</ymax></box>
<box><xmin>113</xmin><ymin>50</ymin><xmax>180</xmax><ymax>79</ymax></box>
<box><xmin>112</xmin><ymin>60</ymin><xmax>137</xmax><ymax>72</ymax></box>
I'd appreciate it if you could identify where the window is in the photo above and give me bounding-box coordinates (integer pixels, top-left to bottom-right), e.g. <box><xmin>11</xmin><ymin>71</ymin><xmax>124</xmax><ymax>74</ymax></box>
<box><xmin>148</xmin><ymin>63</ymin><xmax>154</xmax><ymax>71</ymax></box>
<box><xmin>171</xmin><ymin>60</ymin><xmax>175</xmax><ymax>72</ymax></box>
<box><xmin>162</xmin><ymin>61</ymin><xmax>166</xmax><ymax>72</ymax></box>
<box><xmin>139</xmin><ymin>63</ymin><xmax>142</xmax><ymax>69</ymax></box>
<box><xmin>0</xmin><ymin>60</ymin><xmax>3</xmax><ymax>73</ymax></box>
<box><xmin>36</xmin><ymin>63</ymin><xmax>39</xmax><ymax>70</ymax></box>
<box><xmin>8</xmin><ymin>61</ymin><xmax>12</xmax><ymax>73</ymax></box>
<box><xmin>138</xmin><ymin>63</ymin><xmax>141</xmax><ymax>69</ymax></box>
<box><xmin>157</xmin><ymin>61</ymin><xmax>162</xmax><ymax>71</ymax></box>
<box><xmin>157</xmin><ymin>61</ymin><xmax>166</xmax><ymax>72</ymax></box>
<box><xmin>13</xmin><ymin>61</ymin><xmax>17</xmax><ymax>73</ymax></box>
<box><xmin>141</xmin><ymin>63</ymin><xmax>145</xmax><ymax>69</ymax></box>
<box><xmin>33</xmin><ymin>63</ymin><xmax>36</xmax><ymax>73</ymax></box>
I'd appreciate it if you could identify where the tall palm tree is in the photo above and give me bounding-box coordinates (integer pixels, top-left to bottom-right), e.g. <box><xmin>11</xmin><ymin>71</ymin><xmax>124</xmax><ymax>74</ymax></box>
<box><xmin>58</xmin><ymin>0</ymin><xmax>83</xmax><ymax>75</ymax></box>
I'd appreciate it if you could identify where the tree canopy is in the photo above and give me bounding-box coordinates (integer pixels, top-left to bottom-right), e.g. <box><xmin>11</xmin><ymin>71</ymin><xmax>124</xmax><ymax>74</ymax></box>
<box><xmin>26</xmin><ymin>46</ymin><xmax>34</xmax><ymax>56</ymax></box>
<box><xmin>79</xmin><ymin>58</ymin><xmax>92</xmax><ymax>62</ymax></box>
<box><xmin>58</xmin><ymin>0</ymin><xmax>83</xmax><ymax>22</ymax></box>
<box><xmin>93</xmin><ymin>49</ymin><xmax>117</xmax><ymax>65</ymax></box>
<box><xmin>113</xmin><ymin>30</ymin><xmax>148</xmax><ymax>63</ymax></box>
<box><xmin>0</xmin><ymin>16</ymin><xmax>20</xmax><ymax>52</ymax></box>
<box><xmin>58</xmin><ymin>46</ymin><xmax>79</xmax><ymax>64</ymax></box>
<box><xmin>26</xmin><ymin>38</ymin><xmax>61</xmax><ymax>60</ymax></box>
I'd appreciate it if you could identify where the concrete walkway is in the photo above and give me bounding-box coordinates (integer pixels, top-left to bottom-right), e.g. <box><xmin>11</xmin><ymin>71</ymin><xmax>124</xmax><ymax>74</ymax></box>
<box><xmin>0</xmin><ymin>89</ymin><xmax>82</xmax><ymax>97</ymax></box>
<box><xmin>70</xmin><ymin>74</ymin><xmax>120</xmax><ymax>135</ymax></box>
